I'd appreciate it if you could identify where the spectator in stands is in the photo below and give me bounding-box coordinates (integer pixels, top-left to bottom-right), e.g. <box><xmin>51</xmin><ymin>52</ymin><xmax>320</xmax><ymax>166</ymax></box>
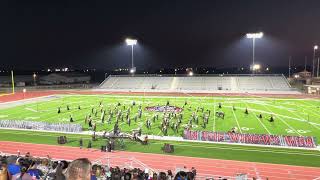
<box><xmin>65</xmin><ymin>158</ymin><xmax>91</xmax><ymax>180</ymax></box>
<box><xmin>36</xmin><ymin>158</ymin><xmax>49</xmax><ymax>175</ymax></box>
<box><xmin>26</xmin><ymin>161</ymin><xmax>43</xmax><ymax>179</ymax></box>
<box><xmin>0</xmin><ymin>161</ymin><xmax>9</xmax><ymax>180</ymax></box>
<box><xmin>7</xmin><ymin>156</ymin><xmax>21</xmax><ymax>176</ymax></box>
<box><xmin>11</xmin><ymin>162</ymin><xmax>32</xmax><ymax>180</ymax></box>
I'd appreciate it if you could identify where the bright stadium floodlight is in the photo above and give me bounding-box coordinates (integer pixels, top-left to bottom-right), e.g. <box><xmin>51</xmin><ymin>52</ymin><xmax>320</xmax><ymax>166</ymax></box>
<box><xmin>126</xmin><ymin>38</ymin><xmax>137</xmax><ymax>46</ymax></box>
<box><xmin>130</xmin><ymin>68</ymin><xmax>136</xmax><ymax>74</ymax></box>
<box><xmin>246</xmin><ymin>32</ymin><xmax>263</xmax><ymax>74</ymax></box>
<box><xmin>125</xmin><ymin>38</ymin><xmax>138</xmax><ymax>75</ymax></box>
<box><xmin>314</xmin><ymin>45</ymin><xmax>318</xmax><ymax>50</ymax></box>
<box><xmin>189</xmin><ymin>71</ymin><xmax>194</xmax><ymax>76</ymax></box>
<box><xmin>246</xmin><ymin>32</ymin><xmax>263</xmax><ymax>39</ymax></box>
<box><xmin>252</xmin><ymin>64</ymin><xmax>261</xmax><ymax>71</ymax></box>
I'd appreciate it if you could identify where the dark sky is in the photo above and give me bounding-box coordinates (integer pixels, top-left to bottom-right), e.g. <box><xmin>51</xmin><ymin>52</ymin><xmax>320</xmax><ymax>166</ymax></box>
<box><xmin>2</xmin><ymin>0</ymin><xmax>320</xmax><ymax>70</ymax></box>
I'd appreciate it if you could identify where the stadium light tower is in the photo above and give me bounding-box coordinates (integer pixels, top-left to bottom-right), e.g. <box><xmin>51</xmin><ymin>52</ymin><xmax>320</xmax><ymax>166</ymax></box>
<box><xmin>246</xmin><ymin>32</ymin><xmax>263</xmax><ymax>74</ymax></box>
<box><xmin>313</xmin><ymin>45</ymin><xmax>318</xmax><ymax>77</ymax></box>
<box><xmin>126</xmin><ymin>38</ymin><xmax>137</xmax><ymax>74</ymax></box>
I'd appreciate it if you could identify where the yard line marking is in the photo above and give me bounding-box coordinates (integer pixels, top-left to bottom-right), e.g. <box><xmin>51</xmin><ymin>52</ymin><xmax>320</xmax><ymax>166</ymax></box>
<box><xmin>231</xmin><ymin>107</ymin><xmax>242</xmax><ymax>134</ymax></box>
<box><xmin>25</xmin><ymin>107</ymin><xmax>37</xmax><ymax>112</ymax></box>
<box><xmin>284</xmin><ymin>106</ymin><xmax>320</xmax><ymax>131</ymax></box>
<box><xmin>262</xmin><ymin>103</ymin><xmax>302</xmax><ymax>136</ymax></box>
<box><xmin>242</xmin><ymin>101</ymin><xmax>272</xmax><ymax>135</ymax></box>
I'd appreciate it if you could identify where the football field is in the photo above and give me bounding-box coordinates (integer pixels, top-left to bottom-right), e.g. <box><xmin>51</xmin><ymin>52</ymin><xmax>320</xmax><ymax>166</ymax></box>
<box><xmin>0</xmin><ymin>94</ymin><xmax>320</xmax><ymax>143</ymax></box>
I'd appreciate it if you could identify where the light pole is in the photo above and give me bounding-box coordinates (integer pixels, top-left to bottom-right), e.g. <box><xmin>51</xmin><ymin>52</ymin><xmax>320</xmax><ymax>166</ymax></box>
<box><xmin>246</xmin><ymin>32</ymin><xmax>263</xmax><ymax>74</ymax></box>
<box><xmin>313</xmin><ymin>45</ymin><xmax>318</xmax><ymax>77</ymax></box>
<box><xmin>125</xmin><ymin>38</ymin><xmax>137</xmax><ymax>74</ymax></box>
<box><xmin>33</xmin><ymin>73</ymin><xmax>37</xmax><ymax>86</ymax></box>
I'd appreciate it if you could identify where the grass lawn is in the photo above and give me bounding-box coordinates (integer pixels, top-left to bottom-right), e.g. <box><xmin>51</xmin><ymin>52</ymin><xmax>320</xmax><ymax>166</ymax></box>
<box><xmin>0</xmin><ymin>129</ymin><xmax>320</xmax><ymax>167</ymax></box>
<box><xmin>0</xmin><ymin>94</ymin><xmax>320</xmax><ymax>142</ymax></box>
<box><xmin>0</xmin><ymin>94</ymin><xmax>320</xmax><ymax>167</ymax></box>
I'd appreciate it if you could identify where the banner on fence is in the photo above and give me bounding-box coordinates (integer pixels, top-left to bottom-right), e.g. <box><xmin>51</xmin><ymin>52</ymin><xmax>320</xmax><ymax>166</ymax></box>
<box><xmin>183</xmin><ymin>130</ymin><xmax>317</xmax><ymax>148</ymax></box>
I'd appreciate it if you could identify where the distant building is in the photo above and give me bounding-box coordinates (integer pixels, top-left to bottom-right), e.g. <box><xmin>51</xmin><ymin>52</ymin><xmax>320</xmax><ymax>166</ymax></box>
<box><xmin>293</xmin><ymin>70</ymin><xmax>311</xmax><ymax>79</ymax></box>
<box><xmin>39</xmin><ymin>73</ymin><xmax>90</xmax><ymax>85</ymax></box>
<box><xmin>304</xmin><ymin>85</ymin><xmax>320</xmax><ymax>95</ymax></box>
<box><xmin>0</xmin><ymin>75</ymin><xmax>33</xmax><ymax>87</ymax></box>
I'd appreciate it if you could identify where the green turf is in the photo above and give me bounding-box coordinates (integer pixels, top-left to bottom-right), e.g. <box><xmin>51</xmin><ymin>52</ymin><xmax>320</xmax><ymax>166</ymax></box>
<box><xmin>0</xmin><ymin>94</ymin><xmax>320</xmax><ymax>142</ymax></box>
<box><xmin>0</xmin><ymin>129</ymin><xmax>320</xmax><ymax>167</ymax></box>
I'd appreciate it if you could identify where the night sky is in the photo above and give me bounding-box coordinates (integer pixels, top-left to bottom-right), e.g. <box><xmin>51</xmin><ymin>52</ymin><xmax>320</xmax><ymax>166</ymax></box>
<box><xmin>2</xmin><ymin>0</ymin><xmax>320</xmax><ymax>70</ymax></box>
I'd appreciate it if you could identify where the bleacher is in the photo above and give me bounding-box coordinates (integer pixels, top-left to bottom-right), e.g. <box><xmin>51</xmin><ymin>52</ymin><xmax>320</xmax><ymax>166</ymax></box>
<box><xmin>99</xmin><ymin>74</ymin><xmax>292</xmax><ymax>92</ymax></box>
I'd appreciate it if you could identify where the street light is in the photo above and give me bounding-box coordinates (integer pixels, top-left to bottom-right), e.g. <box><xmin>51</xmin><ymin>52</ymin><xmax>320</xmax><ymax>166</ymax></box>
<box><xmin>313</xmin><ymin>45</ymin><xmax>318</xmax><ymax>77</ymax></box>
<box><xmin>246</xmin><ymin>32</ymin><xmax>263</xmax><ymax>74</ymax></box>
<box><xmin>125</xmin><ymin>38</ymin><xmax>137</xmax><ymax>74</ymax></box>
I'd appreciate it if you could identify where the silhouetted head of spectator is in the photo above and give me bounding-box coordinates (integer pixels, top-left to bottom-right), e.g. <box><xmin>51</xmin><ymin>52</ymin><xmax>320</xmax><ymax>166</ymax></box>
<box><xmin>65</xmin><ymin>158</ymin><xmax>92</xmax><ymax>180</ymax></box>
<box><xmin>25</xmin><ymin>152</ymin><xmax>31</xmax><ymax>158</ymax></box>
<box><xmin>159</xmin><ymin>172</ymin><xmax>167</xmax><ymax>180</ymax></box>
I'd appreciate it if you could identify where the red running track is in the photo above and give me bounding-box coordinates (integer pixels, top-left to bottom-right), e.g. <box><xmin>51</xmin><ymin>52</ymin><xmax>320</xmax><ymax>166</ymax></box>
<box><xmin>1</xmin><ymin>141</ymin><xmax>320</xmax><ymax>180</ymax></box>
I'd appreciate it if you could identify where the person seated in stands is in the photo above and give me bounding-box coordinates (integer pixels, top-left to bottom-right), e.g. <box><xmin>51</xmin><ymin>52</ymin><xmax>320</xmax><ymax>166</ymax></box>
<box><xmin>7</xmin><ymin>156</ymin><xmax>21</xmax><ymax>176</ymax></box>
<box><xmin>0</xmin><ymin>162</ymin><xmax>9</xmax><ymax>180</ymax></box>
<box><xmin>65</xmin><ymin>158</ymin><xmax>91</xmax><ymax>180</ymax></box>
<box><xmin>26</xmin><ymin>161</ymin><xmax>43</xmax><ymax>179</ymax></box>
<box><xmin>11</xmin><ymin>163</ymin><xmax>32</xmax><ymax>180</ymax></box>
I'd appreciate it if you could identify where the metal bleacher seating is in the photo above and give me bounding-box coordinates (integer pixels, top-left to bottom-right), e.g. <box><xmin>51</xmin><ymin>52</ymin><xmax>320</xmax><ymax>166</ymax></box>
<box><xmin>99</xmin><ymin>74</ymin><xmax>292</xmax><ymax>92</ymax></box>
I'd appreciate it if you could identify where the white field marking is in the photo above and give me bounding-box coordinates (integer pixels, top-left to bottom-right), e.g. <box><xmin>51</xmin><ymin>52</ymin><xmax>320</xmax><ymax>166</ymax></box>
<box><xmin>213</xmin><ymin>99</ymin><xmax>216</xmax><ymax>132</ymax></box>
<box><xmin>260</xmin><ymin>102</ymin><xmax>302</xmax><ymax>136</ymax></box>
<box><xmin>0</xmin><ymin>130</ymin><xmax>92</xmax><ymax>140</ymax></box>
<box><xmin>243</xmin><ymin>101</ymin><xmax>272</xmax><ymax>135</ymax></box>
<box><xmin>242</xmin><ymin>93</ymin><xmax>320</xmax><ymax>101</ymax></box>
<box><xmin>241</xmin><ymin>127</ymin><xmax>255</xmax><ymax>131</ymax></box>
<box><xmin>0</xmin><ymin>97</ymin><xmax>77</xmax><ymax>122</ymax></box>
<box><xmin>297</xmin><ymin>101</ymin><xmax>320</xmax><ymax>120</ymax></box>
<box><xmin>231</xmin><ymin>107</ymin><xmax>242</xmax><ymax>134</ymax></box>
<box><xmin>0</xmin><ymin>95</ymin><xmax>60</xmax><ymax>106</ymax></box>
<box><xmin>285</xmin><ymin>106</ymin><xmax>320</xmax><ymax>131</ymax></box>
<box><xmin>221</xmin><ymin>104</ymin><xmax>320</xmax><ymax>126</ymax></box>
<box><xmin>245</xmin><ymin>100</ymin><xmax>296</xmax><ymax>111</ymax></box>
<box><xmin>0</xmin><ymin>115</ymin><xmax>8</xmax><ymax>118</ymax></box>
<box><xmin>25</xmin><ymin>107</ymin><xmax>37</xmax><ymax>112</ymax></box>
<box><xmin>24</xmin><ymin>117</ymin><xmax>40</xmax><ymax>120</ymax></box>
<box><xmin>149</xmin><ymin>142</ymin><xmax>320</xmax><ymax>156</ymax></box>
